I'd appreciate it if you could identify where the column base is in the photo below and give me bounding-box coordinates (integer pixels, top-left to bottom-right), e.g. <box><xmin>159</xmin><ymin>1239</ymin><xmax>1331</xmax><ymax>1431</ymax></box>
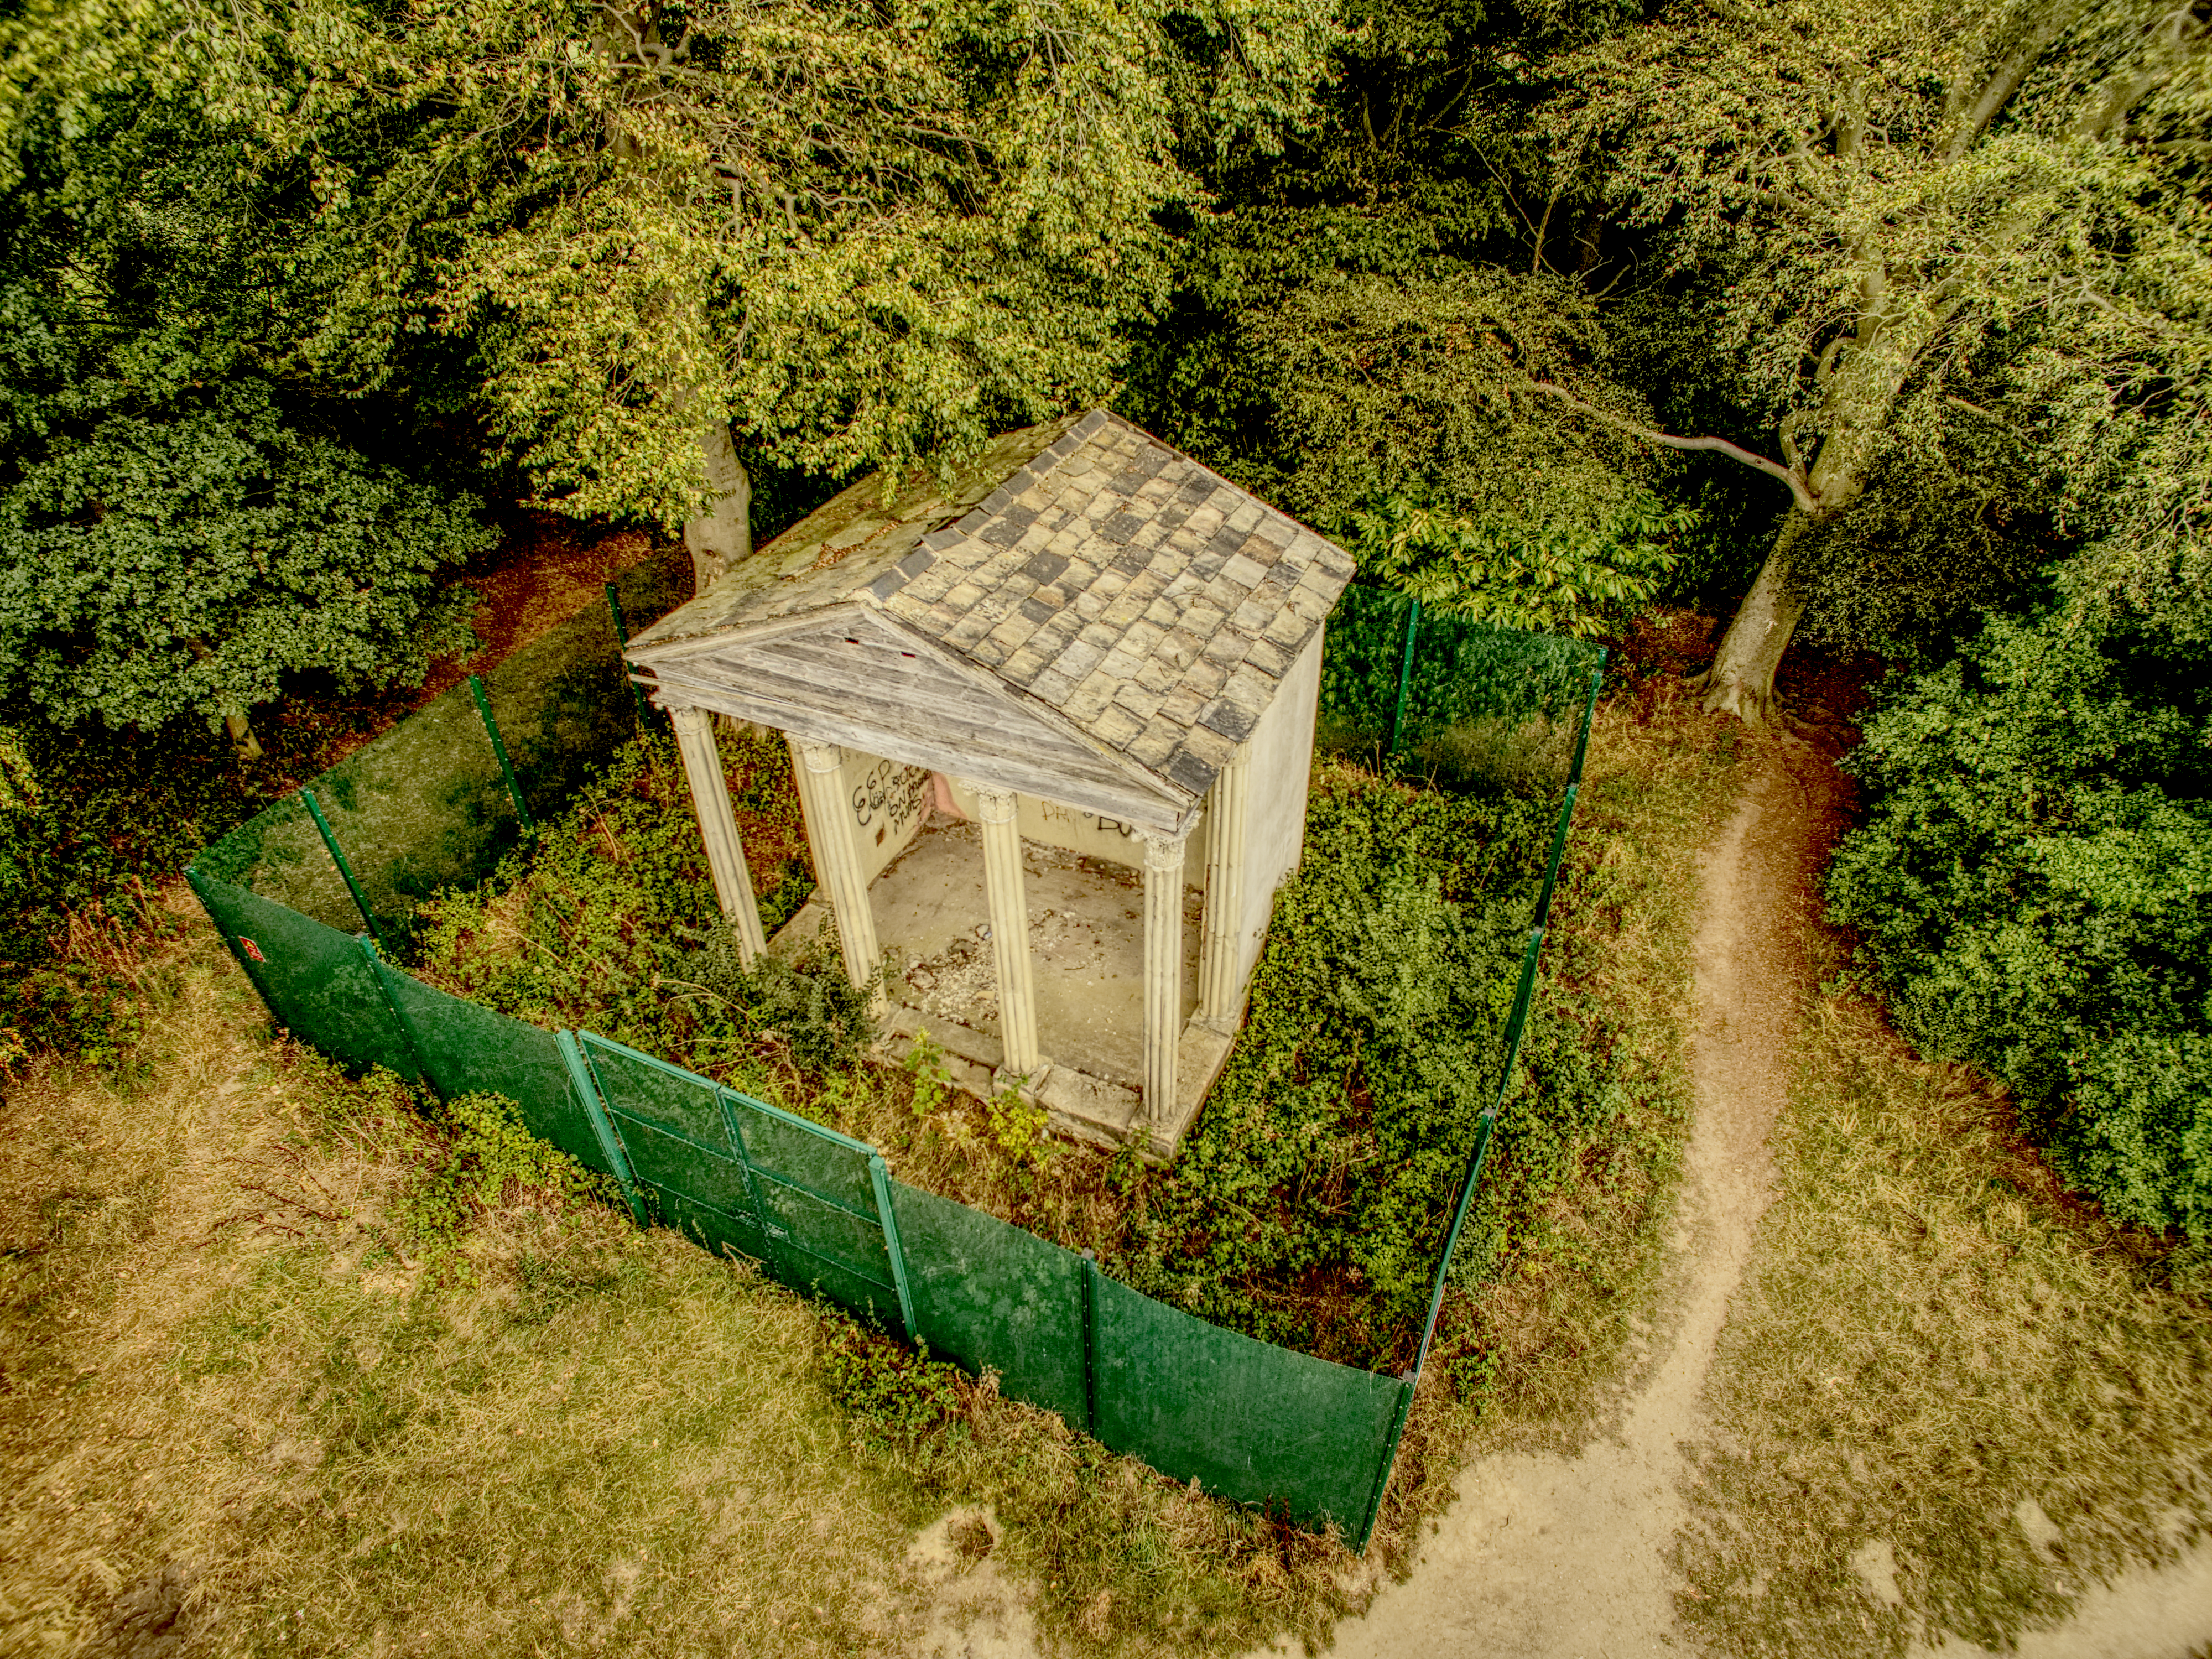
<box><xmin>877</xmin><ymin>1005</ymin><xmax>1233</xmax><ymax>1164</ymax></box>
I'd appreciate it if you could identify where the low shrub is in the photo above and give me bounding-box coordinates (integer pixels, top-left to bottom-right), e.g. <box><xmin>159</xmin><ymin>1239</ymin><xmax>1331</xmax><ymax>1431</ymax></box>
<box><xmin>1826</xmin><ymin>609</ymin><xmax>2212</xmax><ymax>1241</ymax></box>
<box><xmin>819</xmin><ymin>1312</ymin><xmax>969</xmax><ymax>1450</ymax></box>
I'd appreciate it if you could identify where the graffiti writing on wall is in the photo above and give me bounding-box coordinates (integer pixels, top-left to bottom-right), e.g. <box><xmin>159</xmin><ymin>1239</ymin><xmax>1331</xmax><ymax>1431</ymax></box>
<box><xmin>851</xmin><ymin>760</ymin><xmax>931</xmax><ymax>845</ymax></box>
<box><xmin>1080</xmin><ymin>813</ymin><xmax>1139</xmax><ymax>841</ymax></box>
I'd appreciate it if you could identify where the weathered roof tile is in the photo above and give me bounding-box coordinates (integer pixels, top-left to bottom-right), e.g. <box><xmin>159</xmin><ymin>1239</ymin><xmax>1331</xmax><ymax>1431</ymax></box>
<box><xmin>1222</xmin><ymin>553</ymin><xmax>1268</xmax><ymax>590</ymax></box>
<box><xmin>1093</xmin><ymin>703</ymin><xmax>1143</xmax><ymax>750</ymax></box>
<box><xmin>1196</xmin><ymin>696</ymin><xmax>1259</xmax><ymax>743</ymax></box>
<box><xmin>1129</xmin><ymin>718</ymin><xmax>1181</xmax><ymax>769</ymax></box>
<box><xmin>624</xmin><ymin>407</ymin><xmax>1354</xmax><ymax>805</ymax></box>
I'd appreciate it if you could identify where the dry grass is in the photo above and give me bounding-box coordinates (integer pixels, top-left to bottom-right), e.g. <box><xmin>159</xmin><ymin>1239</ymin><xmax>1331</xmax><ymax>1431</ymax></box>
<box><xmin>0</xmin><ymin>904</ymin><xmax>1369</xmax><ymax>1658</ymax></box>
<box><xmin>1678</xmin><ymin>951</ymin><xmax>2212</xmax><ymax>1656</ymax></box>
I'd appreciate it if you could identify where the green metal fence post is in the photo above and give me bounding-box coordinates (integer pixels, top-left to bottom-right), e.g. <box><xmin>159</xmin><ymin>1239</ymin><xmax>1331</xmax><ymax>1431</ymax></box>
<box><xmin>1352</xmin><ymin>1370</ymin><xmax>1418</xmax><ymax>1554</ymax></box>
<box><xmin>1530</xmin><ymin>656</ymin><xmax>1605</xmax><ymax>935</ymax></box>
<box><xmin>1410</xmin><ymin>923</ymin><xmax>1545</xmax><ymax>1376</ymax></box>
<box><xmin>1081</xmin><ymin>1249</ymin><xmax>1101</xmax><ymax>1438</ymax></box>
<box><xmin>1531</xmin><ymin>783</ymin><xmax>1580</xmax><ymax>935</ymax></box>
<box><xmin>1387</xmin><ymin>597</ymin><xmax>1422</xmax><ymax>758</ymax></box>
<box><xmin>1569</xmin><ymin>660</ymin><xmax>1605</xmax><ymax>787</ymax></box>
<box><xmin>357</xmin><ymin>936</ymin><xmax>433</xmax><ymax>1089</ymax></box>
<box><xmin>301</xmin><ymin>788</ymin><xmax>385</xmax><ymax>950</ymax></box>
<box><xmin>605</xmin><ymin>581</ymin><xmax>655</xmax><ymax>730</ymax></box>
<box><xmin>868</xmin><ymin>1152</ymin><xmax>919</xmax><ymax>1339</ymax></box>
<box><xmin>467</xmin><ymin>674</ymin><xmax>535</xmax><ymax>831</ymax></box>
<box><xmin>558</xmin><ymin>1030</ymin><xmax>646</xmax><ymax>1225</ymax></box>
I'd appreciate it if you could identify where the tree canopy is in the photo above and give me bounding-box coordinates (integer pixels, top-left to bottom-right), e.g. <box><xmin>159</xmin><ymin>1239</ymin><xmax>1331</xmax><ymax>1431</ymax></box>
<box><xmin>0</xmin><ymin>0</ymin><xmax>1337</xmax><ymax>734</ymax></box>
<box><xmin>0</xmin><ymin>67</ymin><xmax>490</xmax><ymax>746</ymax></box>
<box><xmin>1528</xmin><ymin>0</ymin><xmax>2211</xmax><ymax>710</ymax></box>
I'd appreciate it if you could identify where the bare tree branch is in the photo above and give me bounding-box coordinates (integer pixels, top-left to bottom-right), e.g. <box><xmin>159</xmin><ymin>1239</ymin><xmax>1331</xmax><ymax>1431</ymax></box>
<box><xmin>1529</xmin><ymin>381</ymin><xmax>1818</xmax><ymax>511</ymax></box>
<box><xmin>1946</xmin><ymin>1</ymin><xmax>2089</xmax><ymax>163</ymax></box>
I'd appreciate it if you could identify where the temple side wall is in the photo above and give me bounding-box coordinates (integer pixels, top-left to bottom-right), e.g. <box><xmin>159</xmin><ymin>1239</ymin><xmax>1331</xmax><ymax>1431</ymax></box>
<box><xmin>940</xmin><ymin>778</ymin><xmax>1211</xmax><ymax>889</ymax></box>
<box><xmin>1234</xmin><ymin>625</ymin><xmax>1324</xmax><ymax>986</ymax></box>
<box><xmin>830</xmin><ymin>748</ymin><xmax>934</xmax><ymax>885</ymax></box>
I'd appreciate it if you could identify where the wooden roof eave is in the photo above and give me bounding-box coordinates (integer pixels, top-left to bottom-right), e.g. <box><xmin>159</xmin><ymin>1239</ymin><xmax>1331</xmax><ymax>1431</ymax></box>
<box><xmin>629</xmin><ymin>602</ymin><xmax>1204</xmax><ymax>838</ymax></box>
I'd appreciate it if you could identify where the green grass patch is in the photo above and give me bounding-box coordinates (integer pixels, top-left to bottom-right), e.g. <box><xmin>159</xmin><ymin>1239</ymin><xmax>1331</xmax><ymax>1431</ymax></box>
<box><xmin>0</xmin><ymin>945</ymin><xmax>1378</xmax><ymax>1657</ymax></box>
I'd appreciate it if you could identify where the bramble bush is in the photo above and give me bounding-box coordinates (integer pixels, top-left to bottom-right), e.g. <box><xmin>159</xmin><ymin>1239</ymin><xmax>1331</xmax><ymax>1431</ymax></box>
<box><xmin>1826</xmin><ymin>609</ymin><xmax>2212</xmax><ymax>1242</ymax></box>
<box><xmin>1115</xmin><ymin>762</ymin><xmax>1625</xmax><ymax>1366</ymax></box>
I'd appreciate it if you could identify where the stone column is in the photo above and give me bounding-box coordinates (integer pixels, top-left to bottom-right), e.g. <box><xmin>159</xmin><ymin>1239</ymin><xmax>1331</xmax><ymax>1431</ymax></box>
<box><xmin>669</xmin><ymin>706</ymin><xmax>766</xmax><ymax>963</ymax></box>
<box><xmin>1139</xmin><ymin>823</ymin><xmax>1194</xmax><ymax>1129</ymax></box>
<box><xmin>959</xmin><ymin>781</ymin><xmax>1041</xmax><ymax>1077</ymax></box>
<box><xmin>790</xmin><ymin>737</ymin><xmax>880</xmax><ymax>991</ymax></box>
<box><xmin>1196</xmin><ymin>742</ymin><xmax>1252</xmax><ymax>1028</ymax></box>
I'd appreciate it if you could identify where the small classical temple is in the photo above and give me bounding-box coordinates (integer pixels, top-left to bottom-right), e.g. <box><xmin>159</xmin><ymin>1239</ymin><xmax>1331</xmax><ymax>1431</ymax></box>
<box><xmin>624</xmin><ymin>409</ymin><xmax>1354</xmax><ymax>1156</ymax></box>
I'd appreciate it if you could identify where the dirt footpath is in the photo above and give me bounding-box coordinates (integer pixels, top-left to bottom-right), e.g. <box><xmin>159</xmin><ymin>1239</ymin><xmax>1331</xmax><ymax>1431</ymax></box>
<box><xmin>1304</xmin><ymin>747</ymin><xmax>1829</xmax><ymax>1658</ymax></box>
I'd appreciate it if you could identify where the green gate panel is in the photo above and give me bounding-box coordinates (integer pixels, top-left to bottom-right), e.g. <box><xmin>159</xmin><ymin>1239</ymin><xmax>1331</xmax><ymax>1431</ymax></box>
<box><xmin>582</xmin><ymin>1034</ymin><xmax>739</xmax><ymax>1155</ymax></box>
<box><xmin>737</xmin><ymin>1106</ymin><xmax>879</xmax><ymax>1216</ymax></box>
<box><xmin>722</xmin><ymin>1087</ymin><xmax>903</xmax><ymax>1327</ymax></box>
<box><xmin>580</xmin><ymin>1034</ymin><xmax>769</xmax><ymax>1255</ymax></box>
<box><xmin>888</xmin><ymin>1181</ymin><xmax>1089</xmax><ymax>1427</ymax></box>
<box><xmin>615</xmin><ymin>1112</ymin><xmax>761</xmax><ymax>1217</ymax></box>
<box><xmin>577</xmin><ymin>1034</ymin><xmax>905</xmax><ymax>1330</ymax></box>
<box><xmin>1090</xmin><ymin>1273</ymin><xmax>1408</xmax><ymax>1538</ymax></box>
<box><xmin>371</xmin><ymin>965</ymin><xmax>613</xmax><ymax>1176</ymax></box>
<box><xmin>656</xmin><ymin>1187</ymin><xmax>774</xmax><ymax>1265</ymax></box>
<box><xmin>188</xmin><ymin>871</ymin><xmax>420</xmax><ymax>1083</ymax></box>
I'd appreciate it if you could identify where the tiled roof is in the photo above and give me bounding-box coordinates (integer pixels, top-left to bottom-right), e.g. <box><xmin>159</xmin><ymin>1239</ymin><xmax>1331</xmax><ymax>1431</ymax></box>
<box><xmin>627</xmin><ymin>409</ymin><xmax>1355</xmax><ymax>802</ymax></box>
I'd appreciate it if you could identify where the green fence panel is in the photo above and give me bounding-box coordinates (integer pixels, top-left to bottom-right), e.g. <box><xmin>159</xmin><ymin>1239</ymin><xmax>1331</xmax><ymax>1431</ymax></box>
<box><xmin>578</xmin><ymin>1033</ymin><xmax>774</xmax><ymax>1253</ymax></box>
<box><xmin>192</xmin><ymin>548</ymin><xmax>690</xmax><ymax>937</ymax></box>
<box><xmin>367</xmin><ymin>961</ymin><xmax>615</xmax><ymax>1178</ymax></box>
<box><xmin>1319</xmin><ymin>586</ymin><xmax>1608</xmax><ymax>798</ymax></box>
<box><xmin>186</xmin><ymin>870</ymin><xmax>421</xmax><ymax>1083</ymax></box>
<box><xmin>1089</xmin><ymin>1273</ymin><xmax>1411</xmax><ymax>1538</ymax></box>
<box><xmin>723</xmin><ymin>1088</ymin><xmax>905</xmax><ymax>1328</ymax></box>
<box><xmin>578</xmin><ymin>1033</ymin><xmax>907</xmax><ymax>1330</ymax></box>
<box><xmin>888</xmin><ymin>1180</ymin><xmax>1090</xmax><ymax>1427</ymax></box>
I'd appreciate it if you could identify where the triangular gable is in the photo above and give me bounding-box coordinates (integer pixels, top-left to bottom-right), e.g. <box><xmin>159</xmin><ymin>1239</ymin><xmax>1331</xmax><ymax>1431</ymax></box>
<box><xmin>632</xmin><ymin>606</ymin><xmax>1195</xmax><ymax>834</ymax></box>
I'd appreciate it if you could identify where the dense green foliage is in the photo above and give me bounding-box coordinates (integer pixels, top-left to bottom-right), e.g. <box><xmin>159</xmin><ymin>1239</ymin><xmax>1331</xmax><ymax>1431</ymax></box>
<box><xmin>1344</xmin><ymin>490</ymin><xmax>1693</xmax><ymax>635</ymax></box>
<box><xmin>1117</xmin><ymin>763</ymin><xmax>1623</xmax><ymax>1365</ymax></box>
<box><xmin>0</xmin><ymin>378</ymin><xmax>487</xmax><ymax>732</ymax></box>
<box><xmin>1827</xmin><ymin>611</ymin><xmax>2212</xmax><ymax>1241</ymax></box>
<box><xmin>0</xmin><ymin>75</ymin><xmax>493</xmax><ymax>741</ymax></box>
<box><xmin>4</xmin><ymin>0</ymin><xmax>1332</xmax><ymax>527</ymax></box>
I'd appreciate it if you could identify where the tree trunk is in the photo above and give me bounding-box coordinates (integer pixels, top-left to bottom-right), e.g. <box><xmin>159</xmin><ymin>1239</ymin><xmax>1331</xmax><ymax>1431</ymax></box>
<box><xmin>683</xmin><ymin>420</ymin><xmax>752</xmax><ymax>596</ymax></box>
<box><xmin>1698</xmin><ymin>514</ymin><xmax>1810</xmax><ymax>725</ymax></box>
<box><xmin>226</xmin><ymin>711</ymin><xmax>264</xmax><ymax>761</ymax></box>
